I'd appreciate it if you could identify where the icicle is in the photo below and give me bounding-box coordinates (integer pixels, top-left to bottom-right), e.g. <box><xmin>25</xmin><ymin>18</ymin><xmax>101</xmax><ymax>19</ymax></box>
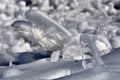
<box><xmin>25</xmin><ymin>9</ymin><xmax>72</xmax><ymax>36</ymax></box>
<box><xmin>9</xmin><ymin>60</ymin><xmax>13</xmax><ymax>66</ymax></box>
<box><xmin>80</xmin><ymin>33</ymin><xmax>104</xmax><ymax>66</ymax></box>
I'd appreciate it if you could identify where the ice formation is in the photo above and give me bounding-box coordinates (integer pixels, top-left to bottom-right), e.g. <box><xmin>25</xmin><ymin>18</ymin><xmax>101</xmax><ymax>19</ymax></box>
<box><xmin>0</xmin><ymin>0</ymin><xmax>120</xmax><ymax>80</ymax></box>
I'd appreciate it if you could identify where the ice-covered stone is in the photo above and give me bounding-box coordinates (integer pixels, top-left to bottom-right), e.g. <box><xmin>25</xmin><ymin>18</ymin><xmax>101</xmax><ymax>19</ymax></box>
<box><xmin>51</xmin><ymin>50</ymin><xmax>61</xmax><ymax>62</ymax></box>
<box><xmin>95</xmin><ymin>40</ymin><xmax>111</xmax><ymax>55</ymax></box>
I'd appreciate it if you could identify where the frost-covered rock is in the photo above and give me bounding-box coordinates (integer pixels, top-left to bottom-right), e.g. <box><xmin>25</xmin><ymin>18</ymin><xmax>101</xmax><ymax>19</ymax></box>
<box><xmin>95</xmin><ymin>40</ymin><xmax>111</xmax><ymax>55</ymax></box>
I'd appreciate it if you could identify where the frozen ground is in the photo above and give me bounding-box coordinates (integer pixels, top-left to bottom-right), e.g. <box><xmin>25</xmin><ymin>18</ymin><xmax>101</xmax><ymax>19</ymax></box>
<box><xmin>0</xmin><ymin>0</ymin><xmax>120</xmax><ymax>80</ymax></box>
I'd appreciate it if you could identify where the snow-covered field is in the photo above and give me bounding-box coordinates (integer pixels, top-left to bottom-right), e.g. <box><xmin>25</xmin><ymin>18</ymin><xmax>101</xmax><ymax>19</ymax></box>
<box><xmin>0</xmin><ymin>0</ymin><xmax>120</xmax><ymax>80</ymax></box>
